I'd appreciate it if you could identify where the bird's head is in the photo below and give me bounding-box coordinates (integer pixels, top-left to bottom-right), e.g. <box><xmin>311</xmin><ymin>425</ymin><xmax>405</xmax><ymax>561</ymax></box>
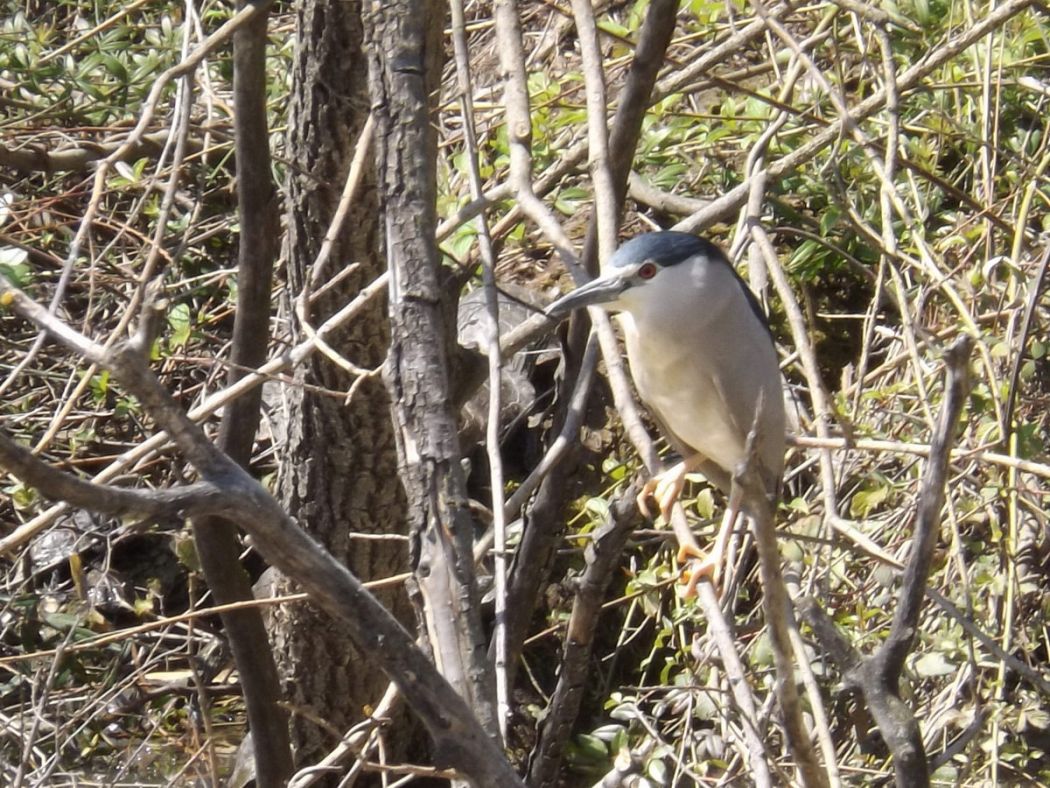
<box><xmin>545</xmin><ymin>231</ymin><xmax>727</xmax><ymax>319</ymax></box>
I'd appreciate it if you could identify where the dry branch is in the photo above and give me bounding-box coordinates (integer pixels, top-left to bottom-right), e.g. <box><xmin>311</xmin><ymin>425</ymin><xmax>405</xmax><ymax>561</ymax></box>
<box><xmin>188</xmin><ymin>1</ymin><xmax>293</xmax><ymax>782</ymax></box>
<box><xmin>0</xmin><ymin>275</ymin><xmax>524</xmax><ymax>787</ymax></box>
<box><xmin>801</xmin><ymin>335</ymin><xmax>975</xmax><ymax>788</ymax></box>
<box><xmin>527</xmin><ymin>484</ymin><xmax>641</xmax><ymax>787</ymax></box>
<box><xmin>733</xmin><ymin>429</ymin><xmax>829</xmax><ymax>788</ymax></box>
<box><xmin>364</xmin><ymin>0</ymin><xmax>499</xmax><ymax>742</ymax></box>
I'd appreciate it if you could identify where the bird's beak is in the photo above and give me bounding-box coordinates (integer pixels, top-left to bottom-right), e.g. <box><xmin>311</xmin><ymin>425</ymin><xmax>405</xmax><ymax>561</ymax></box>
<box><xmin>545</xmin><ymin>273</ymin><xmax>628</xmax><ymax>319</ymax></box>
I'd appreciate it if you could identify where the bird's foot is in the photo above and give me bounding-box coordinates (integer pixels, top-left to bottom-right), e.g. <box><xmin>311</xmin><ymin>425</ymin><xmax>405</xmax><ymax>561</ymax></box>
<box><xmin>636</xmin><ymin>461</ymin><xmax>690</xmax><ymax>522</ymax></box>
<box><xmin>676</xmin><ymin>542</ymin><xmax>723</xmax><ymax>598</ymax></box>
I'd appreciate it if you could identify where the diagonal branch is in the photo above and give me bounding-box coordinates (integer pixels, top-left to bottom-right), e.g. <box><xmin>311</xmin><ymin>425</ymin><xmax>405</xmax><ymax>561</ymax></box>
<box><xmin>801</xmin><ymin>335</ymin><xmax>974</xmax><ymax>788</ymax></box>
<box><xmin>733</xmin><ymin>424</ymin><xmax>829</xmax><ymax>788</ymax></box>
<box><xmin>527</xmin><ymin>483</ymin><xmax>641</xmax><ymax>788</ymax></box>
<box><xmin>0</xmin><ymin>276</ymin><xmax>524</xmax><ymax>787</ymax></box>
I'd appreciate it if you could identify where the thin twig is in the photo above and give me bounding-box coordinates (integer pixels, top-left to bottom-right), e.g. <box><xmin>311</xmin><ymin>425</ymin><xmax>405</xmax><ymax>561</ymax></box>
<box><xmin>449</xmin><ymin>0</ymin><xmax>511</xmax><ymax>741</ymax></box>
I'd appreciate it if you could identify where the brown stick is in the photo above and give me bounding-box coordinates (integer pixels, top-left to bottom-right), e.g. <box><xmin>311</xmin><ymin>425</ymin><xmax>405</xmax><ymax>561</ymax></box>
<box><xmin>189</xmin><ymin>1</ymin><xmax>293</xmax><ymax>783</ymax></box>
<box><xmin>527</xmin><ymin>484</ymin><xmax>641</xmax><ymax>788</ymax></box>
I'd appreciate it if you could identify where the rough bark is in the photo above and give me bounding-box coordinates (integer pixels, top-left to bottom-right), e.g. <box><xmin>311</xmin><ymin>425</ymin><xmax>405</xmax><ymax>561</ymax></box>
<box><xmin>271</xmin><ymin>0</ymin><xmax>411</xmax><ymax>769</ymax></box>
<box><xmin>363</xmin><ymin>0</ymin><xmax>498</xmax><ymax>736</ymax></box>
<box><xmin>187</xmin><ymin>1</ymin><xmax>293</xmax><ymax>784</ymax></box>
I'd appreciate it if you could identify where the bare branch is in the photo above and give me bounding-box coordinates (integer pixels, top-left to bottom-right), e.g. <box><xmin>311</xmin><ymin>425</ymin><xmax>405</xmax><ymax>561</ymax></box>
<box><xmin>733</xmin><ymin>426</ymin><xmax>829</xmax><ymax>788</ymax></box>
<box><xmin>190</xmin><ymin>1</ymin><xmax>293</xmax><ymax>782</ymax></box>
<box><xmin>0</xmin><ymin>273</ymin><xmax>524</xmax><ymax>786</ymax></box>
<box><xmin>0</xmin><ymin>431</ymin><xmax>230</xmax><ymax>521</ymax></box>
<box><xmin>528</xmin><ymin>484</ymin><xmax>641</xmax><ymax>788</ymax></box>
<box><xmin>364</xmin><ymin>0</ymin><xmax>499</xmax><ymax>742</ymax></box>
<box><xmin>801</xmin><ymin>335</ymin><xmax>975</xmax><ymax>788</ymax></box>
<box><xmin>449</xmin><ymin>0</ymin><xmax>512</xmax><ymax>739</ymax></box>
<box><xmin>0</xmin><ymin>131</ymin><xmax>212</xmax><ymax>175</ymax></box>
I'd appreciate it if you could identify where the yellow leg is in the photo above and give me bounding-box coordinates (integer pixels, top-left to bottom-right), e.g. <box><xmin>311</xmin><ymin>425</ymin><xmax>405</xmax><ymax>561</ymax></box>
<box><xmin>637</xmin><ymin>456</ymin><xmax>742</xmax><ymax>598</ymax></box>
<box><xmin>636</xmin><ymin>456</ymin><xmax>701</xmax><ymax>521</ymax></box>
<box><xmin>679</xmin><ymin>506</ymin><xmax>741</xmax><ymax>597</ymax></box>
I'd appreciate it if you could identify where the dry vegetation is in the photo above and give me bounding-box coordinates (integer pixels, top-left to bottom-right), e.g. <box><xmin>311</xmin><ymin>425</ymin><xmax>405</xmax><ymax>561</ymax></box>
<box><xmin>1</xmin><ymin>0</ymin><xmax>1049</xmax><ymax>785</ymax></box>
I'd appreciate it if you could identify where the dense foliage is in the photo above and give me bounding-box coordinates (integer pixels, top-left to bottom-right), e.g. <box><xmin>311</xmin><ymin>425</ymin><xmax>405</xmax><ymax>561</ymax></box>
<box><xmin>1</xmin><ymin>0</ymin><xmax>1048</xmax><ymax>784</ymax></box>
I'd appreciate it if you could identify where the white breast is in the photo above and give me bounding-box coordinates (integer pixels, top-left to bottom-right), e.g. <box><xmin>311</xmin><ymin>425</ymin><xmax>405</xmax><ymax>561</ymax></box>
<box><xmin>620</xmin><ymin>312</ymin><xmax>746</xmax><ymax>472</ymax></box>
<box><xmin>612</xmin><ymin>258</ymin><xmax>785</xmax><ymax>483</ymax></box>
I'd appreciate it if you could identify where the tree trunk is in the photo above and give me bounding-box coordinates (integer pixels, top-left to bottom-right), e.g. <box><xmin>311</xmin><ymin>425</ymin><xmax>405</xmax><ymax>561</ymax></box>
<box><xmin>363</xmin><ymin>0</ymin><xmax>499</xmax><ymax>738</ymax></box>
<box><xmin>270</xmin><ymin>0</ymin><xmax>411</xmax><ymax>769</ymax></box>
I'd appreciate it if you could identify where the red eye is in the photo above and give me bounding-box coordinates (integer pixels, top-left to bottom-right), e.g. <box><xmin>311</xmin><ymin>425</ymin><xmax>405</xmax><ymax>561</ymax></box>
<box><xmin>638</xmin><ymin>262</ymin><xmax>658</xmax><ymax>280</ymax></box>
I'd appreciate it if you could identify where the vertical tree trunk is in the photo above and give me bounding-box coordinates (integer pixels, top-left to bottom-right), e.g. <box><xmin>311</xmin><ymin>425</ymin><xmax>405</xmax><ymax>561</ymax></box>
<box><xmin>270</xmin><ymin>0</ymin><xmax>411</xmax><ymax>768</ymax></box>
<box><xmin>363</xmin><ymin>0</ymin><xmax>498</xmax><ymax>738</ymax></box>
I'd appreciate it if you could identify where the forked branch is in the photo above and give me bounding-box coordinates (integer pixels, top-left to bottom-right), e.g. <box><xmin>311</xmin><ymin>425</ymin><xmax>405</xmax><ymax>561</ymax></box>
<box><xmin>801</xmin><ymin>334</ymin><xmax>974</xmax><ymax>788</ymax></box>
<box><xmin>0</xmin><ymin>274</ymin><xmax>525</xmax><ymax>787</ymax></box>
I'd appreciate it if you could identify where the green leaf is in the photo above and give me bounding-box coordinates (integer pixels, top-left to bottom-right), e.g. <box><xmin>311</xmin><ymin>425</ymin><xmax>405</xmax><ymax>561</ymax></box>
<box><xmin>780</xmin><ymin>538</ymin><xmax>804</xmax><ymax>564</ymax></box>
<box><xmin>850</xmin><ymin>484</ymin><xmax>890</xmax><ymax>518</ymax></box>
<box><xmin>749</xmin><ymin>631</ymin><xmax>774</xmax><ymax>667</ymax></box>
<box><xmin>0</xmin><ymin>247</ymin><xmax>30</xmax><ymax>287</ymax></box>
<box><xmin>692</xmin><ymin>487</ymin><xmax>715</xmax><ymax>519</ymax></box>
<box><xmin>591</xmin><ymin>723</ymin><xmax>623</xmax><ymax>742</ymax></box>
<box><xmin>90</xmin><ymin>370</ymin><xmax>110</xmax><ymax>402</ymax></box>
<box><xmin>1022</xmin><ymin>706</ymin><xmax>1050</xmax><ymax>730</ymax></box>
<box><xmin>167</xmin><ymin>302</ymin><xmax>192</xmax><ymax>349</ymax></box>
<box><xmin>819</xmin><ymin>205</ymin><xmax>841</xmax><ymax>236</ymax></box>
<box><xmin>448</xmin><ymin>224</ymin><xmax>477</xmax><ymax>260</ymax></box>
<box><xmin>100</xmin><ymin>54</ymin><xmax>127</xmax><ymax>82</ymax></box>
<box><xmin>647</xmin><ymin>758</ymin><xmax>669</xmax><ymax>783</ymax></box>
<box><xmin>4</xmin><ymin>481</ymin><xmax>37</xmax><ymax>510</ymax></box>
<box><xmin>571</xmin><ymin>733</ymin><xmax>608</xmax><ymax>762</ymax></box>
<box><xmin>585</xmin><ymin>497</ymin><xmax>610</xmax><ymax>520</ymax></box>
<box><xmin>41</xmin><ymin>613</ymin><xmax>95</xmax><ymax>642</ymax></box>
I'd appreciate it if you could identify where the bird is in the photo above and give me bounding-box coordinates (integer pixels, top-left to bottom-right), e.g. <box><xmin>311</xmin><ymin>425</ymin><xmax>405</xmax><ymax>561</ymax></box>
<box><xmin>545</xmin><ymin>230</ymin><xmax>786</xmax><ymax>587</ymax></box>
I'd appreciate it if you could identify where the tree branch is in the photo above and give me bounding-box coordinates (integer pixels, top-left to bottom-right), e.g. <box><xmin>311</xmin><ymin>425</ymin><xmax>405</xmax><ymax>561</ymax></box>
<box><xmin>363</xmin><ymin>0</ymin><xmax>499</xmax><ymax>740</ymax></box>
<box><xmin>0</xmin><ymin>431</ymin><xmax>230</xmax><ymax>521</ymax></box>
<box><xmin>188</xmin><ymin>1</ymin><xmax>293</xmax><ymax>783</ymax></box>
<box><xmin>733</xmin><ymin>430</ymin><xmax>829</xmax><ymax>788</ymax></box>
<box><xmin>800</xmin><ymin>335</ymin><xmax>975</xmax><ymax>788</ymax></box>
<box><xmin>0</xmin><ymin>276</ymin><xmax>524</xmax><ymax>787</ymax></box>
<box><xmin>527</xmin><ymin>484</ymin><xmax>641</xmax><ymax>788</ymax></box>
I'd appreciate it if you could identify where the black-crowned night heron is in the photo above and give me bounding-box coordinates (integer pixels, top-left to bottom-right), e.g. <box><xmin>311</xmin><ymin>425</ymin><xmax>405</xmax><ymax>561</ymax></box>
<box><xmin>546</xmin><ymin>231</ymin><xmax>786</xmax><ymax>585</ymax></box>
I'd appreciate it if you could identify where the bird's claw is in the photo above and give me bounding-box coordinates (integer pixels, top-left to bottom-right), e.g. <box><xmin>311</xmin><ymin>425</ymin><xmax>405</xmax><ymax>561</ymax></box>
<box><xmin>637</xmin><ymin>462</ymin><xmax>732</xmax><ymax>598</ymax></box>
<box><xmin>676</xmin><ymin>543</ymin><xmax>722</xmax><ymax>598</ymax></box>
<box><xmin>636</xmin><ymin>465</ymin><xmax>689</xmax><ymax>522</ymax></box>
